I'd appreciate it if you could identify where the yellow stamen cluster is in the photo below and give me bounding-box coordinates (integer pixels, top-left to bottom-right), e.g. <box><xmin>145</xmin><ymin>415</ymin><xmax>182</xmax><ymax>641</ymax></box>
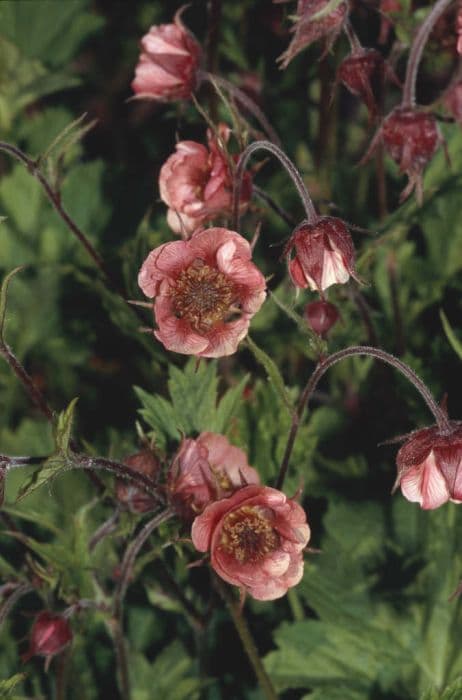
<box><xmin>219</xmin><ymin>506</ymin><xmax>279</xmax><ymax>563</ymax></box>
<box><xmin>171</xmin><ymin>259</ymin><xmax>237</xmax><ymax>332</ymax></box>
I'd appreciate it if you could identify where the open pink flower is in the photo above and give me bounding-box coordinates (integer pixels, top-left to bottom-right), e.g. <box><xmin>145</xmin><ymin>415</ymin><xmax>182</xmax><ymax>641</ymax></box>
<box><xmin>277</xmin><ymin>0</ymin><xmax>348</xmax><ymax>69</ymax></box>
<box><xmin>138</xmin><ymin>227</ymin><xmax>266</xmax><ymax>357</ymax></box>
<box><xmin>160</xmin><ymin>125</ymin><xmax>252</xmax><ymax>235</ymax></box>
<box><xmin>192</xmin><ymin>485</ymin><xmax>310</xmax><ymax>600</ymax></box>
<box><xmin>395</xmin><ymin>422</ymin><xmax>462</xmax><ymax>509</ymax></box>
<box><xmin>285</xmin><ymin>216</ymin><xmax>358</xmax><ymax>293</ymax></box>
<box><xmin>168</xmin><ymin>432</ymin><xmax>260</xmax><ymax>520</ymax></box>
<box><xmin>131</xmin><ymin>10</ymin><xmax>202</xmax><ymax>101</ymax></box>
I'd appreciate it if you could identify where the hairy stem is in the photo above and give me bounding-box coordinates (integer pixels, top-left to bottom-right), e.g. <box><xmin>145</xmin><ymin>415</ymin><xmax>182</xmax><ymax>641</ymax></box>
<box><xmin>114</xmin><ymin>508</ymin><xmax>174</xmax><ymax>614</ymax></box>
<box><xmin>0</xmin><ymin>342</ymin><xmax>54</xmax><ymax>421</ymax></box>
<box><xmin>402</xmin><ymin>0</ymin><xmax>454</xmax><ymax>107</ymax></box>
<box><xmin>233</xmin><ymin>140</ymin><xmax>317</xmax><ymax>232</ymax></box>
<box><xmin>107</xmin><ymin>617</ymin><xmax>131</xmax><ymax>700</ymax></box>
<box><xmin>199</xmin><ymin>72</ymin><xmax>281</xmax><ymax>146</ymax></box>
<box><xmin>0</xmin><ymin>142</ymin><xmax>107</xmax><ymax>275</ymax></box>
<box><xmin>0</xmin><ymin>583</ymin><xmax>34</xmax><ymax>629</ymax></box>
<box><xmin>215</xmin><ymin>577</ymin><xmax>278</xmax><ymax>700</ymax></box>
<box><xmin>276</xmin><ymin>345</ymin><xmax>451</xmax><ymax>490</ymax></box>
<box><xmin>343</xmin><ymin>19</ymin><xmax>362</xmax><ymax>53</ymax></box>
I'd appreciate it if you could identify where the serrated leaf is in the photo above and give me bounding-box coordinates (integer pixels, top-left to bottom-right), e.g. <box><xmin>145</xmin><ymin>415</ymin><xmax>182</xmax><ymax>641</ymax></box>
<box><xmin>0</xmin><ymin>674</ymin><xmax>26</xmax><ymax>698</ymax></box>
<box><xmin>211</xmin><ymin>373</ymin><xmax>249</xmax><ymax>433</ymax></box>
<box><xmin>168</xmin><ymin>360</ymin><xmax>219</xmax><ymax>434</ymax></box>
<box><xmin>15</xmin><ymin>455</ymin><xmax>66</xmax><ymax>502</ymax></box>
<box><xmin>54</xmin><ymin>397</ymin><xmax>78</xmax><ymax>455</ymax></box>
<box><xmin>440</xmin><ymin>311</ymin><xmax>462</xmax><ymax>362</ymax></box>
<box><xmin>246</xmin><ymin>335</ymin><xmax>293</xmax><ymax>415</ymax></box>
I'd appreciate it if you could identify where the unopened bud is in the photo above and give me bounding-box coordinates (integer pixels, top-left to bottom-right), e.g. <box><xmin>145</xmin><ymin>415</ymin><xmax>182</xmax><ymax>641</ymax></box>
<box><xmin>22</xmin><ymin>612</ymin><xmax>72</xmax><ymax>665</ymax></box>
<box><xmin>304</xmin><ymin>300</ymin><xmax>339</xmax><ymax>338</ymax></box>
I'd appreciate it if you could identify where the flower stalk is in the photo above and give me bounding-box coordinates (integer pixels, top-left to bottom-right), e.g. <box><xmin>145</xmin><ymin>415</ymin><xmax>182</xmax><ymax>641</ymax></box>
<box><xmin>402</xmin><ymin>0</ymin><xmax>454</xmax><ymax>107</ymax></box>
<box><xmin>214</xmin><ymin>576</ymin><xmax>278</xmax><ymax>700</ymax></box>
<box><xmin>233</xmin><ymin>140</ymin><xmax>317</xmax><ymax>231</ymax></box>
<box><xmin>276</xmin><ymin>345</ymin><xmax>451</xmax><ymax>490</ymax></box>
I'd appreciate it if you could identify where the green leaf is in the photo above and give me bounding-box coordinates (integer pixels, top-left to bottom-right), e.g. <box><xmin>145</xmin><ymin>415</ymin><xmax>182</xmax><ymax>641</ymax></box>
<box><xmin>15</xmin><ymin>455</ymin><xmax>66</xmax><ymax>502</ymax></box>
<box><xmin>310</xmin><ymin>0</ymin><xmax>345</xmax><ymax>21</ymax></box>
<box><xmin>136</xmin><ymin>360</ymin><xmax>249</xmax><ymax>449</ymax></box>
<box><xmin>0</xmin><ymin>674</ymin><xmax>26</xmax><ymax>698</ymax></box>
<box><xmin>246</xmin><ymin>335</ymin><xmax>293</xmax><ymax>416</ymax></box>
<box><xmin>440</xmin><ymin>311</ymin><xmax>462</xmax><ymax>361</ymax></box>
<box><xmin>421</xmin><ymin>677</ymin><xmax>462</xmax><ymax>699</ymax></box>
<box><xmin>54</xmin><ymin>397</ymin><xmax>78</xmax><ymax>455</ymax></box>
<box><xmin>130</xmin><ymin>641</ymin><xmax>202</xmax><ymax>700</ymax></box>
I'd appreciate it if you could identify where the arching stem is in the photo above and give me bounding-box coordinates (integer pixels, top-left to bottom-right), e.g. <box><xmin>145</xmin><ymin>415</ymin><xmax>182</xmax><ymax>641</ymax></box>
<box><xmin>233</xmin><ymin>140</ymin><xmax>317</xmax><ymax>232</ymax></box>
<box><xmin>343</xmin><ymin>20</ymin><xmax>362</xmax><ymax>53</ymax></box>
<box><xmin>198</xmin><ymin>71</ymin><xmax>281</xmax><ymax>147</ymax></box>
<box><xmin>276</xmin><ymin>345</ymin><xmax>451</xmax><ymax>490</ymax></box>
<box><xmin>402</xmin><ymin>0</ymin><xmax>454</xmax><ymax>107</ymax></box>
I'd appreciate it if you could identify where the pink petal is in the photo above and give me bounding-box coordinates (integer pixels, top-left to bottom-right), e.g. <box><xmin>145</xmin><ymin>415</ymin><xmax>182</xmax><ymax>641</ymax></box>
<box><xmin>400</xmin><ymin>453</ymin><xmax>450</xmax><ymax>510</ymax></box>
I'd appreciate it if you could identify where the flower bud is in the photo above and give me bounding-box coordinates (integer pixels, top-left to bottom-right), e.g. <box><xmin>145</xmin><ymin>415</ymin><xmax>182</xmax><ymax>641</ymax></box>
<box><xmin>338</xmin><ymin>49</ymin><xmax>385</xmax><ymax>119</ymax></box>
<box><xmin>277</xmin><ymin>0</ymin><xmax>347</xmax><ymax>68</ymax></box>
<box><xmin>395</xmin><ymin>422</ymin><xmax>462</xmax><ymax>510</ymax></box>
<box><xmin>443</xmin><ymin>80</ymin><xmax>462</xmax><ymax>124</ymax></box>
<box><xmin>285</xmin><ymin>216</ymin><xmax>358</xmax><ymax>293</ymax></box>
<box><xmin>131</xmin><ymin>10</ymin><xmax>202</xmax><ymax>101</ymax></box>
<box><xmin>304</xmin><ymin>300</ymin><xmax>339</xmax><ymax>338</ymax></box>
<box><xmin>382</xmin><ymin>107</ymin><xmax>441</xmax><ymax>201</ymax></box>
<box><xmin>22</xmin><ymin>612</ymin><xmax>72</xmax><ymax>665</ymax></box>
<box><xmin>115</xmin><ymin>450</ymin><xmax>161</xmax><ymax>513</ymax></box>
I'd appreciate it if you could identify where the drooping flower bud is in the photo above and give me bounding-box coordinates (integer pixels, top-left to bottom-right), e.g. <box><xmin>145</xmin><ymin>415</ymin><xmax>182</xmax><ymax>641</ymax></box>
<box><xmin>131</xmin><ymin>10</ymin><xmax>202</xmax><ymax>101</ymax></box>
<box><xmin>304</xmin><ymin>300</ymin><xmax>339</xmax><ymax>337</ymax></box>
<box><xmin>381</xmin><ymin>107</ymin><xmax>441</xmax><ymax>202</ymax></box>
<box><xmin>277</xmin><ymin>0</ymin><xmax>348</xmax><ymax>68</ymax></box>
<box><xmin>168</xmin><ymin>432</ymin><xmax>260</xmax><ymax>521</ymax></box>
<box><xmin>22</xmin><ymin>612</ymin><xmax>72</xmax><ymax>666</ymax></box>
<box><xmin>115</xmin><ymin>450</ymin><xmax>161</xmax><ymax>514</ymax></box>
<box><xmin>395</xmin><ymin>422</ymin><xmax>462</xmax><ymax>510</ymax></box>
<box><xmin>285</xmin><ymin>216</ymin><xmax>358</xmax><ymax>293</ymax></box>
<box><xmin>191</xmin><ymin>485</ymin><xmax>310</xmax><ymax>600</ymax></box>
<box><xmin>338</xmin><ymin>49</ymin><xmax>385</xmax><ymax>119</ymax></box>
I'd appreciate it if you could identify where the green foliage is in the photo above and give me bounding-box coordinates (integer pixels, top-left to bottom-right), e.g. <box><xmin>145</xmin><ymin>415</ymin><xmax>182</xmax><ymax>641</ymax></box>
<box><xmin>0</xmin><ymin>673</ymin><xmax>27</xmax><ymax>699</ymax></box>
<box><xmin>130</xmin><ymin>641</ymin><xmax>203</xmax><ymax>700</ymax></box>
<box><xmin>135</xmin><ymin>358</ymin><xmax>249</xmax><ymax>449</ymax></box>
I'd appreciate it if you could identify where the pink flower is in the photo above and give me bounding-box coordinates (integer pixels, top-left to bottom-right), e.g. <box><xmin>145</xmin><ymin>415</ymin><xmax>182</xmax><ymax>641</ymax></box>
<box><xmin>395</xmin><ymin>422</ymin><xmax>462</xmax><ymax>510</ymax></box>
<box><xmin>138</xmin><ymin>227</ymin><xmax>266</xmax><ymax>357</ymax></box>
<box><xmin>285</xmin><ymin>217</ymin><xmax>358</xmax><ymax>293</ymax></box>
<box><xmin>192</xmin><ymin>485</ymin><xmax>310</xmax><ymax>600</ymax></box>
<box><xmin>131</xmin><ymin>10</ymin><xmax>202</xmax><ymax>101</ymax></box>
<box><xmin>159</xmin><ymin>125</ymin><xmax>252</xmax><ymax>235</ymax></box>
<box><xmin>22</xmin><ymin>612</ymin><xmax>72</xmax><ymax>667</ymax></box>
<box><xmin>277</xmin><ymin>0</ymin><xmax>348</xmax><ymax>69</ymax></box>
<box><xmin>168</xmin><ymin>432</ymin><xmax>260</xmax><ymax>520</ymax></box>
<box><xmin>115</xmin><ymin>450</ymin><xmax>161</xmax><ymax>514</ymax></box>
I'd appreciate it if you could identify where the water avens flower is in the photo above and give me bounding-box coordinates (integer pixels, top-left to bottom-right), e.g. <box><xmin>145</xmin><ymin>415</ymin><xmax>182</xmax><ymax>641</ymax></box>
<box><xmin>168</xmin><ymin>432</ymin><xmax>260</xmax><ymax>520</ymax></box>
<box><xmin>159</xmin><ymin>125</ymin><xmax>251</xmax><ymax>235</ymax></box>
<box><xmin>338</xmin><ymin>48</ymin><xmax>385</xmax><ymax>119</ymax></box>
<box><xmin>138</xmin><ymin>228</ymin><xmax>266</xmax><ymax>357</ymax></box>
<box><xmin>395</xmin><ymin>422</ymin><xmax>462</xmax><ymax>509</ymax></box>
<box><xmin>131</xmin><ymin>10</ymin><xmax>202</xmax><ymax>101</ymax></box>
<box><xmin>192</xmin><ymin>485</ymin><xmax>310</xmax><ymax>600</ymax></box>
<box><xmin>285</xmin><ymin>216</ymin><xmax>358</xmax><ymax>293</ymax></box>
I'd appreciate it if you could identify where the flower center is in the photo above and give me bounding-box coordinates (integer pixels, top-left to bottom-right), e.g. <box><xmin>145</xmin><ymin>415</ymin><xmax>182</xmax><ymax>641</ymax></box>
<box><xmin>171</xmin><ymin>259</ymin><xmax>238</xmax><ymax>332</ymax></box>
<box><xmin>219</xmin><ymin>506</ymin><xmax>280</xmax><ymax>563</ymax></box>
